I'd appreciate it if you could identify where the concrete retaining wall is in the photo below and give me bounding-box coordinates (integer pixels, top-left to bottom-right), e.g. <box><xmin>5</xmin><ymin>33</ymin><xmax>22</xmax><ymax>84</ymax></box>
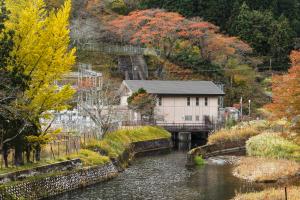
<box><xmin>0</xmin><ymin>159</ymin><xmax>82</xmax><ymax>184</ymax></box>
<box><xmin>186</xmin><ymin>139</ymin><xmax>247</xmax><ymax>166</ymax></box>
<box><xmin>0</xmin><ymin>162</ymin><xmax>118</xmax><ymax>200</ymax></box>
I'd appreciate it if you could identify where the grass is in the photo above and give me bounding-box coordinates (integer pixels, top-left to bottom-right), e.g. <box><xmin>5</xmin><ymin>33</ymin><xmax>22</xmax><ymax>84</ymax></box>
<box><xmin>194</xmin><ymin>155</ymin><xmax>206</xmax><ymax>166</ymax></box>
<box><xmin>233</xmin><ymin>186</ymin><xmax>300</xmax><ymax>200</ymax></box>
<box><xmin>0</xmin><ymin>149</ymin><xmax>109</xmax><ymax>175</ymax></box>
<box><xmin>0</xmin><ymin>126</ymin><xmax>170</xmax><ymax>174</ymax></box>
<box><xmin>233</xmin><ymin>157</ymin><xmax>300</xmax><ymax>182</ymax></box>
<box><xmin>0</xmin><ymin>158</ymin><xmax>71</xmax><ymax>175</ymax></box>
<box><xmin>65</xmin><ymin>149</ymin><xmax>110</xmax><ymax>166</ymax></box>
<box><xmin>246</xmin><ymin>132</ymin><xmax>300</xmax><ymax>160</ymax></box>
<box><xmin>208</xmin><ymin>120</ymin><xmax>269</xmax><ymax>144</ymax></box>
<box><xmin>85</xmin><ymin>126</ymin><xmax>171</xmax><ymax>158</ymax></box>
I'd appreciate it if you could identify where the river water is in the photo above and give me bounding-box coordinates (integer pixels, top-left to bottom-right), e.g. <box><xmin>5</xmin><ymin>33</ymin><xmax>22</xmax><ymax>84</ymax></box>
<box><xmin>54</xmin><ymin>150</ymin><xmax>264</xmax><ymax>200</ymax></box>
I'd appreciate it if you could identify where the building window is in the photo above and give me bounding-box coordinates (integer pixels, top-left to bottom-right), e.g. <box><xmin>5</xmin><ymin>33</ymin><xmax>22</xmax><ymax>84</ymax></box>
<box><xmin>187</xmin><ymin>97</ymin><xmax>190</xmax><ymax>106</ymax></box>
<box><xmin>196</xmin><ymin>97</ymin><xmax>199</xmax><ymax>106</ymax></box>
<box><xmin>185</xmin><ymin>115</ymin><xmax>192</xmax><ymax>121</ymax></box>
<box><xmin>158</xmin><ymin>97</ymin><xmax>162</xmax><ymax>106</ymax></box>
<box><xmin>196</xmin><ymin>115</ymin><xmax>200</xmax><ymax>121</ymax></box>
<box><xmin>205</xmin><ymin>97</ymin><xmax>208</xmax><ymax>106</ymax></box>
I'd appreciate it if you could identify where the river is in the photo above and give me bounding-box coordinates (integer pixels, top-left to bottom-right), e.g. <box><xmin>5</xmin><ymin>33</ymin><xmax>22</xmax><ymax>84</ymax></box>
<box><xmin>53</xmin><ymin>149</ymin><xmax>264</xmax><ymax>200</ymax></box>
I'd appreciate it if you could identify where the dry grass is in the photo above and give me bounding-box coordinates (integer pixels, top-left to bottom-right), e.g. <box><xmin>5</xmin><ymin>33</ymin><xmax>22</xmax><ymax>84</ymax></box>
<box><xmin>233</xmin><ymin>157</ymin><xmax>300</xmax><ymax>182</ymax></box>
<box><xmin>208</xmin><ymin>120</ymin><xmax>269</xmax><ymax>144</ymax></box>
<box><xmin>233</xmin><ymin>187</ymin><xmax>300</xmax><ymax>200</ymax></box>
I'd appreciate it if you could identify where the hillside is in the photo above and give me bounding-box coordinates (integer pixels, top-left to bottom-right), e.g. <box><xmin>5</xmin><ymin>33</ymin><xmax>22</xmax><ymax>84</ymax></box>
<box><xmin>45</xmin><ymin>0</ymin><xmax>270</xmax><ymax>113</ymax></box>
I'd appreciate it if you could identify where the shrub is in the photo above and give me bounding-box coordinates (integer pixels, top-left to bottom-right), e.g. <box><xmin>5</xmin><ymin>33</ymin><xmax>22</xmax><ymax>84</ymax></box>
<box><xmin>85</xmin><ymin>126</ymin><xmax>171</xmax><ymax>158</ymax></box>
<box><xmin>194</xmin><ymin>156</ymin><xmax>206</xmax><ymax>166</ymax></box>
<box><xmin>246</xmin><ymin>132</ymin><xmax>300</xmax><ymax>160</ymax></box>
<box><xmin>67</xmin><ymin>149</ymin><xmax>110</xmax><ymax>166</ymax></box>
<box><xmin>109</xmin><ymin>0</ymin><xmax>129</xmax><ymax>15</ymax></box>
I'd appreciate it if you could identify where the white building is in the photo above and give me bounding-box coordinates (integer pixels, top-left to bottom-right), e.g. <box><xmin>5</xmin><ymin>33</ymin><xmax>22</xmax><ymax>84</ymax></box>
<box><xmin>119</xmin><ymin>80</ymin><xmax>225</xmax><ymax>125</ymax></box>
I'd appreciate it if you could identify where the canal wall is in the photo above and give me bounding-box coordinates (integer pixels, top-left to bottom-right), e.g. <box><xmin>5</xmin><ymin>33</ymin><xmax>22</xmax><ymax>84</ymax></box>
<box><xmin>0</xmin><ymin>159</ymin><xmax>82</xmax><ymax>184</ymax></box>
<box><xmin>186</xmin><ymin>139</ymin><xmax>247</xmax><ymax>166</ymax></box>
<box><xmin>0</xmin><ymin>138</ymin><xmax>172</xmax><ymax>200</ymax></box>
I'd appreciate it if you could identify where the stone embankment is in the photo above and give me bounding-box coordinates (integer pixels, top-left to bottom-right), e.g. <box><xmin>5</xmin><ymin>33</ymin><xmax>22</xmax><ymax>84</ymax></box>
<box><xmin>0</xmin><ymin>138</ymin><xmax>172</xmax><ymax>200</ymax></box>
<box><xmin>186</xmin><ymin>139</ymin><xmax>247</xmax><ymax>166</ymax></box>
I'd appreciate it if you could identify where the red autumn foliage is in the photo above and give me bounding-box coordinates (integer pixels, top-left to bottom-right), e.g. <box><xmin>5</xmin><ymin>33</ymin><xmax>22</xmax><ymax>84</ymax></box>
<box><xmin>265</xmin><ymin>50</ymin><xmax>300</xmax><ymax>131</ymax></box>
<box><xmin>108</xmin><ymin>9</ymin><xmax>251</xmax><ymax>61</ymax></box>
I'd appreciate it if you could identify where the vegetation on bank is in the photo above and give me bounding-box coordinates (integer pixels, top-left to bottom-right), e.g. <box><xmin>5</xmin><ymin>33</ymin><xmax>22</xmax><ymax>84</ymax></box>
<box><xmin>85</xmin><ymin>126</ymin><xmax>171</xmax><ymax>158</ymax></box>
<box><xmin>233</xmin><ymin>157</ymin><xmax>300</xmax><ymax>182</ymax></box>
<box><xmin>208</xmin><ymin>120</ymin><xmax>269</xmax><ymax>144</ymax></box>
<box><xmin>246</xmin><ymin>133</ymin><xmax>300</xmax><ymax>160</ymax></box>
<box><xmin>233</xmin><ymin>186</ymin><xmax>300</xmax><ymax>200</ymax></box>
<box><xmin>0</xmin><ymin>126</ymin><xmax>169</xmax><ymax>174</ymax></box>
<box><xmin>194</xmin><ymin>156</ymin><xmax>206</xmax><ymax>166</ymax></box>
<box><xmin>65</xmin><ymin>149</ymin><xmax>110</xmax><ymax>166</ymax></box>
<box><xmin>0</xmin><ymin>149</ymin><xmax>109</xmax><ymax>175</ymax></box>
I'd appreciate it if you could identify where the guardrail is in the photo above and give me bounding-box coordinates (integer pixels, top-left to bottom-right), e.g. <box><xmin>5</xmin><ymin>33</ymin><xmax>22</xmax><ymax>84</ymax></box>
<box><xmin>121</xmin><ymin>121</ymin><xmax>218</xmax><ymax>132</ymax></box>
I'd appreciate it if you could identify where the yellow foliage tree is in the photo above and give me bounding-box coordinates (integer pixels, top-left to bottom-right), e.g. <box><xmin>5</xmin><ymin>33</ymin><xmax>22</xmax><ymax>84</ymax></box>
<box><xmin>6</xmin><ymin>0</ymin><xmax>75</xmax><ymax>119</ymax></box>
<box><xmin>5</xmin><ymin>0</ymin><xmax>76</xmax><ymax>162</ymax></box>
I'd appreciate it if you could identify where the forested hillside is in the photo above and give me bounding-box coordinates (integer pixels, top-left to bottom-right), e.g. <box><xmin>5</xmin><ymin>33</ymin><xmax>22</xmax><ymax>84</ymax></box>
<box><xmin>44</xmin><ymin>0</ymin><xmax>277</xmax><ymax>112</ymax></box>
<box><xmin>139</xmin><ymin>0</ymin><xmax>300</xmax><ymax>69</ymax></box>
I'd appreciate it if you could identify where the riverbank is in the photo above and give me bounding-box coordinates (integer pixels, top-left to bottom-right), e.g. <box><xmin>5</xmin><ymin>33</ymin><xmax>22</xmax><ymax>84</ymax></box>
<box><xmin>233</xmin><ymin>157</ymin><xmax>300</xmax><ymax>183</ymax></box>
<box><xmin>0</xmin><ymin>126</ymin><xmax>172</xmax><ymax>200</ymax></box>
<box><xmin>233</xmin><ymin>186</ymin><xmax>300</xmax><ymax>200</ymax></box>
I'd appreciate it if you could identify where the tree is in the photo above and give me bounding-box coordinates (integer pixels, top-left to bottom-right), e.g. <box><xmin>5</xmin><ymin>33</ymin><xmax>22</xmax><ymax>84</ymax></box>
<box><xmin>229</xmin><ymin>3</ymin><xmax>294</xmax><ymax>68</ymax></box>
<box><xmin>80</xmin><ymin>81</ymin><xmax>120</xmax><ymax>138</ymax></box>
<box><xmin>127</xmin><ymin>88</ymin><xmax>156</xmax><ymax>122</ymax></box>
<box><xmin>109</xmin><ymin>9</ymin><xmax>251</xmax><ymax>65</ymax></box>
<box><xmin>0</xmin><ymin>0</ymin><xmax>31</xmax><ymax>167</ymax></box>
<box><xmin>3</xmin><ymin>0</ymin><xmax>76</xmax><ymax>164</ymax></box>
<box><xmin>265</xmin><ymin>50</ymin><xmax>300</xmax><ymax>132</ymax></box>
<box><xmin>269</xmin><ymin>15</ymin><xmax>295</xmax><ymax>68</ymax></box>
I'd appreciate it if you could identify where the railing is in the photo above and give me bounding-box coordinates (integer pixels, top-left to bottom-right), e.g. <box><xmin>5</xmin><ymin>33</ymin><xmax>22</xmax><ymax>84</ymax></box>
<box><xmin>157</xmin><ymin>123</ymin><xmax>214</xmax><ymax>132</ymax></box>
<box><xmin>121</xmin><ymin>121</ymin><xmax>218</xmax><ymax>132</ymax></box>
<box><xmin>76</xmin><ymin>42</ymin><xmax>161</xmax><ymax>57</ymax></box>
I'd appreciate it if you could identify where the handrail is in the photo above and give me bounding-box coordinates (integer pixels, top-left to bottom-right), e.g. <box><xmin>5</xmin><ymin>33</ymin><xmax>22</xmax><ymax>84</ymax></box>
<box><xmin>76</xmin><ymin>41</ymin><xmax>161</xmax><ymax>57</ymax></box>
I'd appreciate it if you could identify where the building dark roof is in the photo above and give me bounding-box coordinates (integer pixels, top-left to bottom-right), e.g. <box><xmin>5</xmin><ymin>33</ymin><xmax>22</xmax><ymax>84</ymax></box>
<box><xmin>123</xmin><ymin>80</ymin><xmax>225</xmax><ymax>95</ymax></box>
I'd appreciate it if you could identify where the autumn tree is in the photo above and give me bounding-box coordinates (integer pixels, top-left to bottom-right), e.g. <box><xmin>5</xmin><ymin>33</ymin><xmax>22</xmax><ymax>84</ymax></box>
<box><xmin>265</xmin><ymin>50</ymin><xmax>300</xmax><ymax>132</ymax></box>
<box><xmin>3</xmin><ymin>0</ymin><xmax>76</xmax><ymax>164</ymax></box>
<box><xmin>109</xmin><ymin>9</ymin><xmax>252</xmax><ymax>76</ymax></box>
<box><xmin>127</xmin><ymin>88</ymin><xmax>156</xmax><ymax>122</ymax></box>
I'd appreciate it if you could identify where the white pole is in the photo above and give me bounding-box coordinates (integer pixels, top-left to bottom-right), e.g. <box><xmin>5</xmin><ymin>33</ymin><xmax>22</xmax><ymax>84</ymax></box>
<box><xmin>248</xmin><ymin>100</ymin><xmax>251</xmax><ymax>117</ymax></box>
<box><xmin>240</xmin><ymin>97</ymin><xmax>243</xmax><ymax>121</ymax></box>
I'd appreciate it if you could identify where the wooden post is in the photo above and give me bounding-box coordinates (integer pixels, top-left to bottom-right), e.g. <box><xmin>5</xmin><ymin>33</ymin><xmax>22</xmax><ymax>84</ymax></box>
<box><xmin>0</xmin><ymin>154</ymin><xmax>2</xmax><ymax>169</ymax></box>
<box><xmin>65</xmin><ymin>138</ymin><xmax>68</xmax><ymax>156</ymax></box>
<box><xmin>50</xmin><ymin>143</ymin><xmax>55</xmax><ymax>160</ymax></box>
<box><xmin>57</xmin><ymin>142</ymin><xmax>60</xmax><ymax>158</ymax></box>
<box><xmin>285</xmin><ymin>187</ymin><xmax>287</xmax><ymax>200</ymax></box>
<box><xmin>84</xmin><ymin>132</ymin><xmax>86</xmax><ymax>146</ymax></box>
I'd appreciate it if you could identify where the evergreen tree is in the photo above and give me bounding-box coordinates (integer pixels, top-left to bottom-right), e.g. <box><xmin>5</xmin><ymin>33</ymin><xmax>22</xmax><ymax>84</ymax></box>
<box><xmin>229</xmin><ymin>3</ymin><xmax>273</xmax><ymax>55</ymax></box>
<box><xmin>269</xmin><ymin>15</ymin><xmax>295</xmax><ymax>68</ymax></box>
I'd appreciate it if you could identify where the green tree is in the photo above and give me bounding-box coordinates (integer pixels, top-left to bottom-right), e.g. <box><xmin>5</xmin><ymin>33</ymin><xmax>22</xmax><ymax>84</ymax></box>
<box><xmin>127</xmin><ymin>88</ymin><xmax>156</xmax><ymax>123</ymax></box>
<box><xmin>269</xmin><ymin>15</ymin><xmax>295</xmax><ymax>68</ymax></box>
<box><xmin>0</xmin><ymin>0</ymin><xmax>31</xmax><ymax>167</ymax></box>
<box><xmin>229</xmin><ymin>3</ymin><xmax>273</xmax><ymax>55</ymax></box>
